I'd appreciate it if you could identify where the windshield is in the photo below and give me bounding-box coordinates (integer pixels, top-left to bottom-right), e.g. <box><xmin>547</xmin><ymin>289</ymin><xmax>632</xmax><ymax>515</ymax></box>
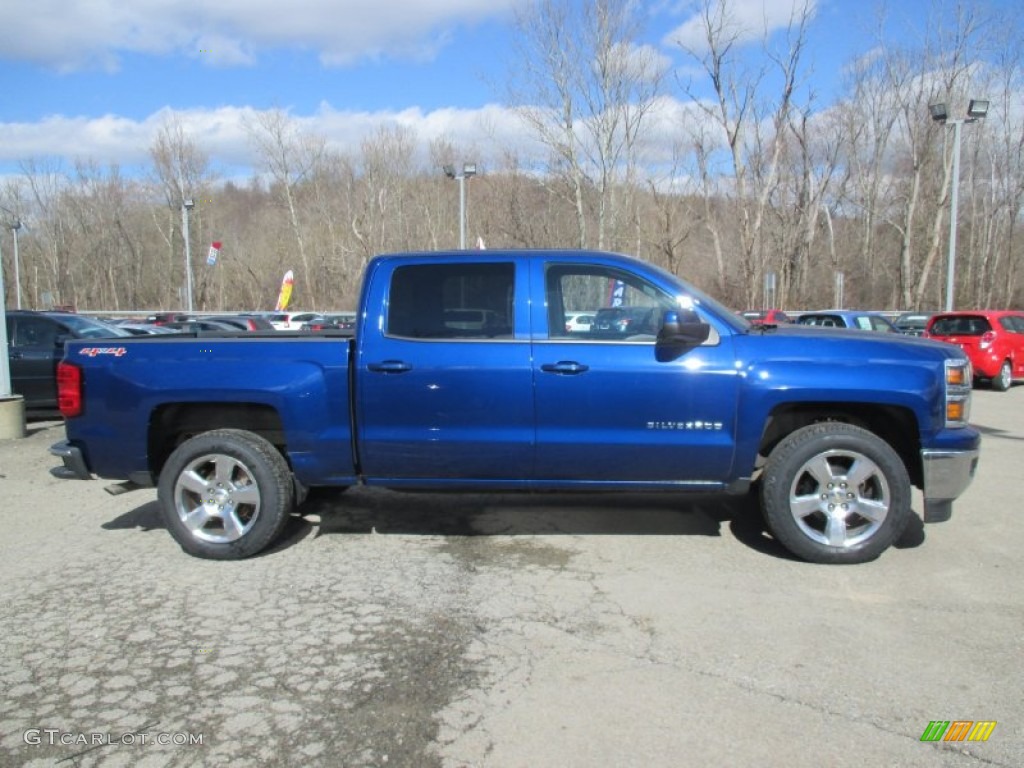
<box><xmin>637</xmin><ymin>259</ymin><xmax>749</xmax><ymax>332</ymax></box>
<box><xmin>58</xmin><ymin>314</ymin><xmax>132</xmax><ymax>338</ymax></box>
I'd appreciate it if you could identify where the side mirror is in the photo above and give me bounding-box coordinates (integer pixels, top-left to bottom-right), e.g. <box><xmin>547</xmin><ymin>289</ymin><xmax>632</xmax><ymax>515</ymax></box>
<box><xmin>656</xmin><ymin>309</ymin><xmax>710</xmax><ymax>361</ymax></box>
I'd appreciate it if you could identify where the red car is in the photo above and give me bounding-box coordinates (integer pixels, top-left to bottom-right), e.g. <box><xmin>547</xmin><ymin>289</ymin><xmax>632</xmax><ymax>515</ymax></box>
<box><xmin>741</xmin><ymin>309</ymin><xmax>792</xmax><ymax>325</ymax></box>
<box><xmin>924</xmin><ymin>310</ymin><xmax>1024</xmax><ymax>391</ymax></box>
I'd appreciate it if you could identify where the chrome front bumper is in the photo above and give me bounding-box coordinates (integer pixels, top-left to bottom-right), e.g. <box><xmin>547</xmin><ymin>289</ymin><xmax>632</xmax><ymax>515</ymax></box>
<box><xmin>921</xmin><ymin>447</ymin><xmax>980</xmax><ymax>523</ymax></box>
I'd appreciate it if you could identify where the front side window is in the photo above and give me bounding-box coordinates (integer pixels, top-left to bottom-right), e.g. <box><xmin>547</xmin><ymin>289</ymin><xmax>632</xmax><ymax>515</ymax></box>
<box><xmin>387</xmin><ymin>262</ymin><xmax>514</xmax><ymax>339</ymax></box>
<box><xmin>545</xmin><ymin>264</ymin><xmax>677</xmax><ymax>341</ymax></box>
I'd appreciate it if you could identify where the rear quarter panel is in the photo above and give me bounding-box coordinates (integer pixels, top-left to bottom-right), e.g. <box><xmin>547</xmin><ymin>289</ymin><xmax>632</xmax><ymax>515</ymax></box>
<box><xmin>63</xmin><ymin>336</ymin><xmax>355</xmax><ymax>485</ymax></box>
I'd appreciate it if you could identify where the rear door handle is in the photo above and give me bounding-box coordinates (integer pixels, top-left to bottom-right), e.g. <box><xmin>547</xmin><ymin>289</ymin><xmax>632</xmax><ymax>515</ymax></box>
<box><xmin>540</xmin><ymin>361</ymin><xmax>589</xmax><ymax>375</ymax></box>
<box><xmin>367</xmin><ymin>360</ymin><xmax>413</xmax><ymax>374</ymax></box>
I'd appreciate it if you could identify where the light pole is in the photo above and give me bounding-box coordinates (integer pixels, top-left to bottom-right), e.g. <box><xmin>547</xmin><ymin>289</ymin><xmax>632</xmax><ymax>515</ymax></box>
<box><xmin>0</xmin><ymin>204</ymin><xmax>21</xmax><ymax>310</ymax></box>
<box><xmin>0</xmin><ymin>227</ymin><xmax>10</xmax><ymax>398</ymax></box>
<box><xmin>11</xmin><ymin>219</ymin><xmax>21</xmax><ymax>310</ymax></box>
<box><xmin>181</xmin><ymin>198</ymin><xmax>195</xmax><ymax>312</ymax></box>
<box><xmin>443</xmin><ymin>163</ymin><xmax>477</xmax><ymax>249</ymax></box>
<box><xmin>929</xmin><ymin>99</ymin><xmax>988</xmax><ymax>311</ymax></box>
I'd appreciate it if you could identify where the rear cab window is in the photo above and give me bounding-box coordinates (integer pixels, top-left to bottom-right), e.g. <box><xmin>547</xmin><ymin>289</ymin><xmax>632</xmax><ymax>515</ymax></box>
<box><xmin>386</xmin><ymin>262</ymin><xmax>515</xmax><ymax>339</ymax></box>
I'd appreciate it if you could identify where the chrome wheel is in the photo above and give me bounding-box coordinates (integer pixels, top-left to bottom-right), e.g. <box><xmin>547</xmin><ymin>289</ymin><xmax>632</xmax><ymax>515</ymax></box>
<box><xmin>787</xmin><ymin>448</ymin><xmax>890</xmax><ymax>548</ymax></box>
<box><xmin>173</xmin><ymin>453</ymin><xmax>262</xmax><ymax>544</ymax></box>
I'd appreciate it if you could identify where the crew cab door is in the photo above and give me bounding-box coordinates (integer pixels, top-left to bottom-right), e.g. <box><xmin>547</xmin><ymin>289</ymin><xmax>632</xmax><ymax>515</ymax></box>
<box><xmin>6</xmin><ymin>314</ymin><xmax>61</xmax><ymax>408</ymax></box>
<box><xmin>356</xmin><ymin>258</ymin><xmax>534</xmax><ymax>482</ymax></box>
<box><xmin>531</xmin><ymin>260</ymin><xmax>740</xmax><ymax>484</ymax></box>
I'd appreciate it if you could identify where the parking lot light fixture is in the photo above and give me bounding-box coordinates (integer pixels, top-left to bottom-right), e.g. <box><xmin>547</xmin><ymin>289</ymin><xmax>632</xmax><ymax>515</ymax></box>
<box><xmin>11</xmin><ymin>220</ymin><xmax>21</xmax><ymax>310</ymax></box>
<box><xmin>0</xmin><ymin>204</ymin><xmax>22</xmax><ymax>310</ymax></box>
<box><xmin>928</xmin><ymin>98</ymin><xmax>988</xmax><ymax>311</ymax></box>
<box><xmin>182</xmin><ymin>199</ymin><xmax>195</xmax><ymax>312</ymax></box>
<box><xmin>443</xmin><ymin>163</ymin><xmax>477</xmax><ymax>249</ymax></box>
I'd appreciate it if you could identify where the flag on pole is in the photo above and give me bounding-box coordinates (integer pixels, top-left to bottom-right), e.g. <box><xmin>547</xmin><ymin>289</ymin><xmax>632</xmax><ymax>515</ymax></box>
<box><xmin>206</xmin><ymin>241</ymin><xmax>222</xmax><ymax>266</ymax></box>
<box><xmin>275</xmin><ymin>270</ymin><xmax>294</xmax><ymax>311</ymax></box>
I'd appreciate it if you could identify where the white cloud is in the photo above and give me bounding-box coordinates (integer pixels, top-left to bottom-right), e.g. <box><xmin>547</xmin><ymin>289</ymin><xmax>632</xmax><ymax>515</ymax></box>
<box><xmin>0</xmin><ymin>0</ymin><xmax>516</xmax><ymax>71</ymax></box>
<box><xmin>663</xmin><ymin>0</ymin><xmax>817</xmax><ymax>53</ymax></box>
<box><xmin>0</xmin><ymin>102</ymin><xmax>546</xmax><ymax>177</ymax></box>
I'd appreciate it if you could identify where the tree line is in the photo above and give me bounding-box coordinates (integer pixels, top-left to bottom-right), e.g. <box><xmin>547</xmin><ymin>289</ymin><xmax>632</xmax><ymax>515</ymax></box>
<box><xmin>1</xmin><ymin>0</ymin><xmax>1022</xmax><ymax>314</ymax></box>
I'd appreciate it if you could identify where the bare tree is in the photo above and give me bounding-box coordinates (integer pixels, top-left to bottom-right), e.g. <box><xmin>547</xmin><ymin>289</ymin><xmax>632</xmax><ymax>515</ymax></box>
<box><xmin>675</xmin><ymin>0</ymin><xmax>815</xmax><ymax>308</ymax></box>
<box><xmin>149</xmin><ymin>115</ymin><xmax>213</xmax><ymax>307</ymax></box>
<box><xmin>247</xmin><ymin>109</ymin><xmax>324</xmax><ymax>308</ymax></box>
<box><xmin>508</xmin><ymin>0</ymin><xmax>664</xmax><ymax>249</ymax></box>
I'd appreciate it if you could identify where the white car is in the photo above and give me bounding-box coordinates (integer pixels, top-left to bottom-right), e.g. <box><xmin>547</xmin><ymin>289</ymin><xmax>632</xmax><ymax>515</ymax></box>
<box><xmin>564</xmin><ymin>312</ymin><xmax>595</xmax><ymax>333</ymax></box>
<box><xmin>268</xmin><ymin>312</ymin><xmax>317</xmax><ymax>330</ymax></box>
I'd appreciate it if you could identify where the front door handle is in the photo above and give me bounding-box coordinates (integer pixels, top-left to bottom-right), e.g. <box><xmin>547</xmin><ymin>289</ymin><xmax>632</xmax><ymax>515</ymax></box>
<box><xmin>367</xmin><ymin>360</ymin><xmax>413</xmax><ymax>374</ymax></box>
<box><xmin>540</xmin><ymin>361</ymin><xmax>589</xmax><ymax>375</ymax></box>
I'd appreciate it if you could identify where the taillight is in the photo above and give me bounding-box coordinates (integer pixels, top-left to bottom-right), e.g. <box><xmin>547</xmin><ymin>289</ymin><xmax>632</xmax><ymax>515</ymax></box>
<box><xmin>57</xmin><ymin>362</ymin><xmax>83</xmax><ymax>418</ymax></box>
<box><xmin>979</xmin><ymin>331</ymin><xmax>995</xmax><ymax>350</ymax></box>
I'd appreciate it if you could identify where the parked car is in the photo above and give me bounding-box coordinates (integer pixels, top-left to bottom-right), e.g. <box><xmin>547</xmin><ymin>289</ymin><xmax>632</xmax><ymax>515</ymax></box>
<box><xmin>741</xmin><ymin>309</ymin><xmax>793</xmax><ymax>325</ymax></box>
<box><xmin>50</xmin><ymin>248</ymin><xmax>980</xmax><ymax>565</ymax></box>
<box><xmin>564</xmin><ymin>312</ymin><xmax>596</xmax><ymax>333</ymax></box>
<box><xmin>796</xmin><ymin>311</ymin><xmax>898</xmax><ymax>333</ymax></box>
<box><xmin>117</xmin><ymin>323</ymin><xmax>181</xmax><ymax>336</ymax></box>
<box><xmin>924</xmin><ymin>310</ymin><xmax>1024</xmax><ymax>391</ymax></box>
<box><xmin>5</xmin><ymin>310</ymin><xmax>131</xmax><ymax>410</ymax></box>
<box><xmin>194</xmin><ymin>314</ymin><xmax>275</xmax><ymax>332</ymax></box>
<box><xmin>146</xmin><ymin>312</ymin><xmax>192</xmax><ymax>325</ymax></box>
<box><xmin>268</xmin><ymin>312</ymin><xmax>318</xmax><ymax>330</ymax></box>
<box><xmin>162</xmin><ymin>319</ymin><xmax>243</xmax><ymax>333</ymax></box>
<box><xmin>893</xmin><ymin>312</ymin><xmax>936</xmax><ymax>337</ymax></box>
<box><xmin>442</xmin><ymin>308</ymin><xmax>506</xmax><ymax>332</ymax></box>
<box><xmin>591</xmin><ymin>306</ymin><xmax>659</xmax><ymax>337</ymax></box>
<box><xmin>301</xmin><ymin>313</ymin><xmax>357</xmax><ymax>331</ymax></box>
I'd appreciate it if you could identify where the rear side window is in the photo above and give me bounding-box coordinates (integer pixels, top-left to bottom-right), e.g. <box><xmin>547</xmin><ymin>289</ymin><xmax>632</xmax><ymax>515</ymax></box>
<box><xmin>12</xmin><ymin>317</ymin><xmax>57</xmax><ymax>347</ymax></box>
<box><xmin>999</xmin><ymin>315</ymin><xmax>1024</xmax><ymax>333</ymax></box>
<box><xmin>799</xmin><ymin>314</ymin><xmax>842</xmax><ymax>327</ymax></box>
<box><xmin>930</xmin><ymin>316</ymin><xmax>991</xmax><ymax>336</ymax></box>
<box><xmin>387</xmin><ymin>262</ymin><xmax>514</xmax><ymax>339</ymax></box>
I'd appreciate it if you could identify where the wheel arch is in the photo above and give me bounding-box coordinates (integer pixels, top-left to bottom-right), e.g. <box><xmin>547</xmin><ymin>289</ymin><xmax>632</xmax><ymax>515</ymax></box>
<box><xmin>757</xmin><ymin>403</ymin><xmax>922</xmax><ymax>488</ymax></box>
<box><xmin>148</xmin><ymin>402</ymin><xmax>287</xmax><ymax>480</ymax></box>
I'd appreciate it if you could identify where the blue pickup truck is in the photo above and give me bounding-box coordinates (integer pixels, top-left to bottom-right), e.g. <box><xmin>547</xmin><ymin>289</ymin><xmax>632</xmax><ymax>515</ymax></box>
<box><xmin>50</xmin><ymin>250</ymin><xmax>980</xmax><ymax>564</ymax></box>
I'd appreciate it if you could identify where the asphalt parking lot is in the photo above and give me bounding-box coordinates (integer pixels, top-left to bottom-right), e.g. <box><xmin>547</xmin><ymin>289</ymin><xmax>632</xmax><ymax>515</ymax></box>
<box><xmin>1</xmin><ymin>388</ymin><xmax>1021</xmax><ymax>768</ymax></box>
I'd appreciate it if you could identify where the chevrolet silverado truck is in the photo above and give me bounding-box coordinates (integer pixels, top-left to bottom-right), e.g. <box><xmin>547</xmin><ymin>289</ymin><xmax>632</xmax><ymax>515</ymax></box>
<box><xmin>50</xmin><ymin>250</ymin><xmax>980</xmax><ymax>564</ymax></box>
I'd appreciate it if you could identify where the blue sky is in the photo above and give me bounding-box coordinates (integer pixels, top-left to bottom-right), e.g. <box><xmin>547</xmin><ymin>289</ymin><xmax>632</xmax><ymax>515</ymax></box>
<box><xmin>0</xmin><ymin>0</ymin><xmax>1008</xmax><ymax>181</ymax></box>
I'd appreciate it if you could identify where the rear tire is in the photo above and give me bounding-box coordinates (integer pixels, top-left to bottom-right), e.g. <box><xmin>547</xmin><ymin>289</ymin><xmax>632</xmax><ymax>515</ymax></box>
<box><xmin>761</xmin><ymin>423</ymin><xmax>911</xmax><ymax>564</ymax></box>
<box><xmin>992</xmin><ymin>360</ymin><xmax>1012</xmax><ymax>392</ymax></box>
<box><xmin>158</xmin><ymin>429</ymin><xmax>294</xmax><ymax>559</ymax></box>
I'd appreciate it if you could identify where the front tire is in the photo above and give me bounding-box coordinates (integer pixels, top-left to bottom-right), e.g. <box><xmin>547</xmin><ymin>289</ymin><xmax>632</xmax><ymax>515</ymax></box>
<box><xmin>761</xmin><ymin>423</ymin><xmax>911</xmax><ymax>564</ymax></box>
<box><xmin>157</xmin><ymin>429</ymin><xmax>294</xmax><ymax>559</ymax></box>
<box><xmin>992</xmin><ymin>360</ymin><xmax>1012</xmax><ymax>392</ymax></box>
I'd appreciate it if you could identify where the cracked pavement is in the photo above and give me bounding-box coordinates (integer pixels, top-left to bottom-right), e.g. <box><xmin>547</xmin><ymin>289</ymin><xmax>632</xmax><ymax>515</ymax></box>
<box><xmin>1</xmin><ymin>388</ymin><xmax>1022</xmax><ymax>767</ymax></box>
